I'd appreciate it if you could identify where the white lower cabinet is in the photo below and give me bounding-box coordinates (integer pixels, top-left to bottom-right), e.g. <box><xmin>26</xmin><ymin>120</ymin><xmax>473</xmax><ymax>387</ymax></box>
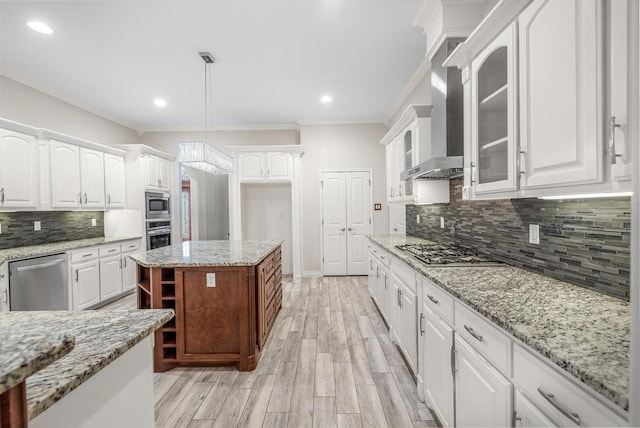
<box><xmin>390</xmin><ymin>260</ymin><xmax>418</xmax><ymax>373</ymax></box>
<box><xmin>122</xmin><ymin>252</ymin><xmax>137</xmax><ymax>292</ymax></box>
<box><xmin>455</xmin><ymin>334</ymin><xmax>513</xmax><ymax>427</ymax></box>
<box><xmin>0</xmin><ymin>262</ymin><xmax>9</xmax><ymax>312</ymax></box>
<box><xmin>514</xmin><ymin>390</ymin><xmax>557</xmax><ymax>427</ymax></box>
<box><xmin>99</xmin><ymin>254</ymin><xmax>123</xmax><ymax>301</ymax></box>
<box><xmin>72</xmin><ymin>258</ymin><xmax>101</xmax><ymax>311</ymax></box>
<box><xmin>422</xmin><ymin>304</ymin><xmax>454</xmax><ymax>427</ymax></box>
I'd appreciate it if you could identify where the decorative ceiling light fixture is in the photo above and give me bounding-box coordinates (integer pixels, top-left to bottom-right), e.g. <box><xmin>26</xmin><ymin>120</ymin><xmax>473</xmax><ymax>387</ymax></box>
<box><xmin>178</xmin><ymin>51</ymin><xmax>233</xmax><ymax>174</ymax></box>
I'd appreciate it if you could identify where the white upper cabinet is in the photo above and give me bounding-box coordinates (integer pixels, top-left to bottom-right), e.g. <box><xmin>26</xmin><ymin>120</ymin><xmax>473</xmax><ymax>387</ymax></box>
<box><xmin>266</xmin><ymin>152</ymin><xmax>292</xmax><ymax>181</ymax></box>
<box><xmin>157</xmin><ymin>157</ymin><xmax>171</xmax><ymax>190</ymax></box>
<box><xmin>518</xmin><ymin>0</ymin><xmax>603</xmax><ymax>190</ymax></box>
<box><xmin>144</xmin><ymin>154</ymin><xmax>171</xmax><ymax>190</ymax></box>
<box><xmin>104</xmin><ymin>153</ymin><xmax>126</xmax><ymax>208</ymax></box>
<box><xmin>608</xmin><ymin>0</ymin><xmax>633</xmax><ymax>181</ymax></box>
<box><xmin>79</xmin><ymin>148</ymin><xmax>105</xmax><ymax>208</ymax></box>
<box><xmin>471</xmin><ymin>23</ymin><xmax>518</xmax><ymax>195</ymax></box>
<box><xmin>51</xmin><ymin>140</ymin><xmax>82</xmax><ymax>209</ymax></box>
<box><xmin>238</xmin><ymin>152</ymin><xmax>293</xmax><ymax>182</ymax></box>
<box><xmin>0</xmin><ymin>128</ymin><xmax>39</xmax><ymax>209</ymax></box>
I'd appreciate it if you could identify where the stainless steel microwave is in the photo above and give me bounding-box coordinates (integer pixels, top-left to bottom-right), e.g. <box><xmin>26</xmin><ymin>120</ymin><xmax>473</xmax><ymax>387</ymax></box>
<box><xmin>145</xmin><ymin>191</ymin><xmax>170</xmax><ymax>219</ymax></box>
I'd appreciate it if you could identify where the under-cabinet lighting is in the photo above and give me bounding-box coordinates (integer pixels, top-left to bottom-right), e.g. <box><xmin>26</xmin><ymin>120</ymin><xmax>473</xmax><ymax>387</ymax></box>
<box><xmin>538</xmin><ymin>192</ymin><xmax>632</xmax><ymax>200</ymax></box>
<box><xmin>179</xmin><ymin>142</ymin><xmax>233</xmax><ymax>174</ymax></box>
<box><xmin>27</xmin><ymin>21</ymin><xmax>53</xmax><ymax>35</ymax></box>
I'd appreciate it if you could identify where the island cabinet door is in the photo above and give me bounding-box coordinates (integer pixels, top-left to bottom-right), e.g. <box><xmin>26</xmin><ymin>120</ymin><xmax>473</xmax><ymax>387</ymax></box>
<box><xmin>174</xmin><ymin>266</ymin><xmax>257</xmax><ymax>370</ymax></box>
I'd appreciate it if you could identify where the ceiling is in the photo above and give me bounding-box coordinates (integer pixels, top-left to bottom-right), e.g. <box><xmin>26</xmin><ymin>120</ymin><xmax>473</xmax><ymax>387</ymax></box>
<box><xmin>0</xmin><ymin>1</ymin><xmax>426</xmax><ymax>132</ymax></box>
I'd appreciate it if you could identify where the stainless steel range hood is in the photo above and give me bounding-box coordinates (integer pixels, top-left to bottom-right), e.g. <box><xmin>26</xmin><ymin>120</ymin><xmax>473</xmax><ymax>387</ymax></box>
<box><xmin>401</xmin><ymin>38</ymin><xmax>465</xmax><ymax>181</ymax></box>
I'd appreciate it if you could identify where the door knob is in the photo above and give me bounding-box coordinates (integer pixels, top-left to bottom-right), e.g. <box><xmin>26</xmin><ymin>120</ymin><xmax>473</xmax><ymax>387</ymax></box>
<box><xmin>340</xmin><ymin>228</ymin><xmax>346</xmax><ymax>232</ymax></box>
<box><xmin>347</xmin><ymin>228</ymin><xmax>352</xmax><ymax>232</ymax></box>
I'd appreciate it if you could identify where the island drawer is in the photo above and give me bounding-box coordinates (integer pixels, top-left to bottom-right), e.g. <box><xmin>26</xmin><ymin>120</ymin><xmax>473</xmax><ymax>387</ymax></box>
<box><xmin>69</xmin><ymin>246</ymin><xmax>99</xmax><ymax>263</ymax></box>
<box><xmin>265</xmin><ymin>274</ymin><xmax>276</xmax><ymax>303</ymax></box>
<box><xmin>121</xmin><ymin>240</ymin><xmax>141</xmax><ymax>253</ymax></box>
<box><xmin>513</xmin><ymin>344</ymin><xmax>625</xmax><ymax>427</ymax></box>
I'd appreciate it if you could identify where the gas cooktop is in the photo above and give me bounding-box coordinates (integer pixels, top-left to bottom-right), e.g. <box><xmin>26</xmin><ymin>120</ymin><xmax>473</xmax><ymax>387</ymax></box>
<box><xmin>395</xmin><ymin>243</ymin><xmax>502</xmax><ymax>267</ymax></box>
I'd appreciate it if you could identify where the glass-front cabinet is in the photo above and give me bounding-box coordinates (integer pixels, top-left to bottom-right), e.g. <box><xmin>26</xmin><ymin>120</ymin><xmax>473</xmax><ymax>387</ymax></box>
<box><xmin>470</xmin><ymin>23</ymin><xmax>518</xmax><ymax>194</ymax></box>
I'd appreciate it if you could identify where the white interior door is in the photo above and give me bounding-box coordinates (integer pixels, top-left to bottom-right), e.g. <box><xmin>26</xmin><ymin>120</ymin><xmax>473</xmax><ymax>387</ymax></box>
<box><xmin>322</xmin><ymin>172</ymin><xmax>347</xmax><ymax>275</ymax></box>
<box><xmin>322</xmin><ymin>171</ymin><xmax>372</xmax><ymax>276</ymax></box>
<box><xmin>346</xmin><ymin>171</ymin><xmax>371</xmax><ymax>275</ymax></box>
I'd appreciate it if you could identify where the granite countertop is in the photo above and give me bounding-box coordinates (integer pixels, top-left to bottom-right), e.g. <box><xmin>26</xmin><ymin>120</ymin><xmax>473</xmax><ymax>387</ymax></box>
<box><xmin>130</xmin><ymin>240</ymin><xmax>283</xmax><ymax>268</ymax></box>
<box><xmin>0</xmin><ymin>309</ymin><xmax>173</xmax><ymax>420</ymax></box>
<box><xmin>368</xmin><ymin>234</ymin><xmax>630</xmax><ymax>412</ymax></box>
<box><xmin>0</xmin><ymin>236</ymin><xmax>142</xmax><ymax>265</ymax></box>
<box><xmin>0</xmin><ymin>333</ymin><xmax>75</xmax><ymax>395</ymax></box>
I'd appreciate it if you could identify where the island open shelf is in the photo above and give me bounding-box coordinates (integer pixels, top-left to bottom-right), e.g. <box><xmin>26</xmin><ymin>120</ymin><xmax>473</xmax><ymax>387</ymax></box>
<box><xmin>132</xmin><ymin>241</ymin><xmax>282</xmax><ymax>372</ymax></box>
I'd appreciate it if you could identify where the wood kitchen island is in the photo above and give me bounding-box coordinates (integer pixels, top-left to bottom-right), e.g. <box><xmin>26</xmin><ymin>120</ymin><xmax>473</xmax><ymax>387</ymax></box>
<box><xmin>129</xmin><ymin>240</ymin><xmax>283</xmax><ymax>372</ymax></box>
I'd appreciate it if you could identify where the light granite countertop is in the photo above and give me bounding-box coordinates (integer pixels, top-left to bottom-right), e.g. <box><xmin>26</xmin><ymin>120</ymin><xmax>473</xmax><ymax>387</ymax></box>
<box><xmin>0</xmin><ymin>236</ymin><xmax>142</xmax><ymax>265</ymax></box>
<box><xmin>0</xmin><ymin>309</ymin><xmax>173</xmax><ymax>420</ymax></box>
<box><xmin>368</xmin><ymin>234</ymin><xmax>630</xmax><ymax>412</ymax></box>
<box><xmin>0</xmin><ymin>333</ymin><xmax>75</xmax><ymax>395</ymax></box>
<box><xmin>129</xmin><ymin>240</ymin><xmax>283</xmax><ymax>268</ymax></box>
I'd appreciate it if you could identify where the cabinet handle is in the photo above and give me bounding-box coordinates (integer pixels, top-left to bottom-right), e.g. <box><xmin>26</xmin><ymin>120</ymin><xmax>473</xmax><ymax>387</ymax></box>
<box><xmin>0</xmin><ymin>187</ymin><xmax>4</xmax><ymax>204</ymax></box>
<box><xmin>83</xmin><ymin>193</ymin><xmax>88</xmax><ymax>204</ymax></box>
<box><xmin>427</xmin><ymin>295</ymin><xmax>439</xmax><ymax>305</ymax></box>
<box><xmin>376</xmin><ymin>266</ymin><xmax>379</xmax><ymax>278</ymax></box>
<box><xmin>78</xmin><ymin>193</ymin><xmax>82</xmax><ymax>204</ymax></box>
<box><xmin>609</xmin><ymin>116</ymin><xmax>623</xmax><ymax>164</ymax></box>
<box><xmin>107</xmin><ymin>194</ymin><xmax>111</xmax><ymax>205</ymax></box>
<box><xmin>384</xmin><ymin>275</ymin><xmax>387</xmax><ymax>289</ymax></box>
<box><xmin>123</xmin><ymin>258</ymin><xmax>127</xmax><ymax>268</ymax></box>
<box><xmin>369</xmin><ymin>259</ymin><xmax>373</xmax><ymax>270</ymax></box>
<box><xmin>398</xmin><ymin>183</ymin><xmax>403</xmax><ymax>196</ymax></box>
<box><xmin>519</xmin><ymin>151</ymin><xmax>526</xmax><ymax>175</ymax></box>
<box><xmin>119</xmin><ymin>258</ymin><xmax>122</xmax><ymax>268</ymax></box>
<box><xmin>340</xmin><ymin>228</ymin><xmax>346</xmax><ymax>232</ymax></box>
<box><xmin>393</xmin><ymin>227</ymin><xmax>398</xmax><ymax>232</ymax></box>
<box><xmin>419</xmin><ymin>313</ymin><xmax>425</xmax><ymax>336</ymax></box>
<box><xmin>464</xmin><ymin>325</ymin><xmax>483</xmax><ymax>342</ymax></box>
<box><xmin>260</xmin><ymin>168</ymin><xmax>264</xmax><ymax>178</ymax></box>
<box><xmin>267</xmin><ymin>168</ymin><xmax>270</xmax><ymax>178</ymax></box>
<box><xmin>537</xmin><ymin>387</ymin><xmax>581</xmax><ymax>425</ymax></box>
<box><xmin>347</xmin><ymin>227</ymin><xmax>352</xmax><ymax>232</ymax></box>
<box><xmin>75</xmin><ymin>269</ymin><xmax>79</xmax><ymax>282</ymax></box>
<box><xmin>450</xmin><ymin>345</ymin><xmax>456</xmax><ymax>375</ymax></box>
<box><xmin>82</xmin><ymin>253</ymin><xmax>93</xmax><ymax>258</ymax></box>
<box><xmin>470</xmin><ymin>162</ymin><xmax>476</xmax><ymax>184</ymax></box>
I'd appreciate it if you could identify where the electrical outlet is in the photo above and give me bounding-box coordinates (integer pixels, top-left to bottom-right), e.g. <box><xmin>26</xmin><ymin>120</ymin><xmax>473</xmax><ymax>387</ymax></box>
<box><xmin>206</xmin><ymin>273</ymin><xmax>216</xmax><ymax>288</ymax></box>
<box><xmin>0</xmin><ymin>222</ymin><xmax>2</xmax><ymax>234</ymax></box>
<box><xmin>529</xmin><ymin>224</ymin><xmax>540</xmax><ymax>244</ymax></box>
<box><xmin>416</xmin><ymin>215</ymin><xmax>421</xmax><ymax>224</ymax></box>
<box><xmin>34</xmin><ymin>221</ymin><xmax>41</xmax><ymax>231</ymax></box>
<box><xmin>91</xmin><ymin>218</ymin><xmax>97</xmax><ymax>227</ymax></box>
<box><xmin>440</xmin><ymin>217</ymin><xmax>445</xmax><ymax>229</ymax></box>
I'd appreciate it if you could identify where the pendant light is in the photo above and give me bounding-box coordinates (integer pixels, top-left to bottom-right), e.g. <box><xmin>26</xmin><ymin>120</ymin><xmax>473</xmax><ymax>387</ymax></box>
<box><xmin>178</xmin><ymin>51</ymin><xmax>233</xmax><ymax>174</ymax></box>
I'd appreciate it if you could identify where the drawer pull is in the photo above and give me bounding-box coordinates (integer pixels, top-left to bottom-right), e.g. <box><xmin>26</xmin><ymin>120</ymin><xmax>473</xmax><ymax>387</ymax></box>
<box><xmin>537</xmin><ymin>387</ymin><xmax>581</xmax><ymax>425</ymax></box>
<box><xmin>464</xmin><ymin>325</ymin><xmax>483</xmax><ymax>342</ymax></box>
<box><xmin>82</xmin><ymin>253</ymin><xmax>94</xmax><ymax>258</ymax></box>
<box><xmin>419</xmin><ymin>313</ymin><xmax>425</xmax><ymax>336</ymax></box>
<box><xmin>427</xmin><ymin>295</ymin><xmax>439</xmax><ymax>305</ymax></box>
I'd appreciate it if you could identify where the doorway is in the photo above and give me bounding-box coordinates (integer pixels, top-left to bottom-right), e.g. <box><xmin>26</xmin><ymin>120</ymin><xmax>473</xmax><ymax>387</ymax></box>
<box><xmin>321</xmin><ymin>170</ymin><xmax>372</xmax><ymax>276</ymax></box>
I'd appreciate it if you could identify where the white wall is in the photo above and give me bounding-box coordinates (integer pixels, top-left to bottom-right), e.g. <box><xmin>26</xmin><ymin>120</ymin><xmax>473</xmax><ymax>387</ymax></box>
<box><xmin>299</xmin><ymin>123</ymin><xmax>388</xmax><ymax>275</ymax></box>
<box><xmin>0</xmin><ymin>76</ymin><xmax>139</xmax><ymax>145</ymax></box>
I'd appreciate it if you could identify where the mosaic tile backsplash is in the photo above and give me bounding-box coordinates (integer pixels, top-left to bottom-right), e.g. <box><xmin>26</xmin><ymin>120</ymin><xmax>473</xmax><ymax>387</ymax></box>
<box><xmin>0</xmin><ymin>211</ymin><xmax>104</xmax><ymax>250</ymax></box>
<box><xmin>406</xmin><ymin>178</ymin><xmax>631</xmax><ymax>300</ymax></box>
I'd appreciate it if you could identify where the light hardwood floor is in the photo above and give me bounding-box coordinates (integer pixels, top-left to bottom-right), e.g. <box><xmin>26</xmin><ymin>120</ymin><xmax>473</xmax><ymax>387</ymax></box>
<box><xmin>102</xmin><ymin>276</ymin><xmax>438</xmax><ymax>427</ymax></box>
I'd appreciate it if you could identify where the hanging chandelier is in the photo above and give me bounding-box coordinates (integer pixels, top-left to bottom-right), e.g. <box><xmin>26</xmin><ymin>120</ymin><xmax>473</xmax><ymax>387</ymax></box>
<box><xmin>178</xmin><ymin>51</ymin><xmax>233</xmax><ymax>174</ymax></box>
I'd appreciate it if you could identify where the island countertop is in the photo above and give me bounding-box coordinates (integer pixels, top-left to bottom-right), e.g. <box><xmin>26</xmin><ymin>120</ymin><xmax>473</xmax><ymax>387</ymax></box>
<box><xmin>129</xmin><ymin>240</ymin><xmax>283</xmax><ymax>268</ymax></box>
<box><xmin>0</xmin><ymin>309</ymin><xmax>173</xmax><ymax>420</ymax></box>
<box><xmin>368</xmin><ymin>234</ymin><xmax>629</xmax><ymax>412</ymax></box>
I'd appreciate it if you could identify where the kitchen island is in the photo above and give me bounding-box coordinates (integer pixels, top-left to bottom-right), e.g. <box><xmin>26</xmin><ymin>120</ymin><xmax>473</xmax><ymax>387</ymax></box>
<box><xmin>129</xmin><ymin>240</ymin><xmax>283</xmax><ymax>372</ymax></box>
<box><xmin>0</xmin><ymin>309</ymin><xmax>173</xmax><ymax>428</ymax></box>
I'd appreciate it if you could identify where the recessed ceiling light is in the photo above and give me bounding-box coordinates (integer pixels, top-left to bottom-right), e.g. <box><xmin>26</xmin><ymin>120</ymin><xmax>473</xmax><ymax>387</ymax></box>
<box><xmin>153</xmin><ymin>98</ymin><xmax>167</xmax><ymax>108</ymax></box>
<box><xmin>27</xmin><ymin>21</ymin><xmax>53</xmax><ymax>35</ymax></box>
<box><xmin>320</xmin><ymin>95</ymin><xmax>333</xmax><ymax>104</ymax></box>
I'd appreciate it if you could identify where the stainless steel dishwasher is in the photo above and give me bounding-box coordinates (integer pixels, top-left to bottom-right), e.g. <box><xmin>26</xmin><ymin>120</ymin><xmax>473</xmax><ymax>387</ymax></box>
<box><xmin>9</xmin><ymin>253</ymin><xmax>69</xmax><ymax>311</ymax></box>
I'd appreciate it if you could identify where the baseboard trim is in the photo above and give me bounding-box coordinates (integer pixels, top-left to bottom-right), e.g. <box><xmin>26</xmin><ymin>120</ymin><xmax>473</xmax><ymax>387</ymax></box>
<box><xmin>302</xmin><ymin>270</ymin><xmax>323</xmax><ymax>278</ymax></box>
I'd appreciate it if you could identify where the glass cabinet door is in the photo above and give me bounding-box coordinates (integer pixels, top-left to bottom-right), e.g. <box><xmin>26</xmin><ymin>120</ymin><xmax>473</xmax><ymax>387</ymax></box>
<box><xmin>471</xmin><ymin>23</ymin><xmax>517</xmax><ymax>193</ymax></box>
<box><xmin>402</xmin><ymin>128</ymin><xmax>413</xmax><ymax>197</ymax></box>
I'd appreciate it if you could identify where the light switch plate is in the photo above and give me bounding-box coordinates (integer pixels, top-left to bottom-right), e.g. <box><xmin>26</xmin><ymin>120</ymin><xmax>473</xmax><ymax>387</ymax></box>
<box><xmin>529</xmin><ymin>224</ymin><xmax>540</xmax><ymax>244</ymax></box>
<box><xmin>206</xmin><ymin>273</ymin><xmax>216</xmax><ymax>287</ymax></box>
<box><xmin>416</xmin><ymin>215</ymin><xmax>421</xmax><ymax>224</ymax></box>
<box><xmin>34</xmin><ymin>221</ymin><xmax>41</xmax><ymax>231</ymax></box>
<box><xmin>440</xmin><ymin>217</ymin><xmax>445</xmax><ymax>229</ymax></box>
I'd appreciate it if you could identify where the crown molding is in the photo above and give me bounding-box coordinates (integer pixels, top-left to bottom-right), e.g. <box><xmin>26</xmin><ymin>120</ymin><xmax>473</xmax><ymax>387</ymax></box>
<box><xmin>138</xmin><ymin>123</ymin><xmax>301</xmax><ymax>133</ymax></box>
<box><xmin>296</xmin><ymin>119</ymin><xmax>385</xmax><ymax>127</ymax></box>
<box><xmin>0</xmin><ymin>69</ymin><xmax>141</xmax><ymax>133</ymax></box>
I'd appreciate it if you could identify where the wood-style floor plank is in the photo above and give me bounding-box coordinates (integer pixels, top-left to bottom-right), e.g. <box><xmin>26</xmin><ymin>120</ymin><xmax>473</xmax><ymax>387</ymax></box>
<box><xmin>237</xmin><ymin>374</ymin><xmax>276</xmax><ymax>427</ymax></box>
<box><xmin>337</xmin><ymin>413</ymin><xmax>364</xmax><ymax>428</ymax></box>
<box><xmin>313</xmin><ymin>396</ymin><xmax>337</xmax><ymax>428</ymax></box>
<box><xmin>288</xmin><ymin>373</ymin><xmax>314</xmax><ymax>428</ymax></box>
<box><xmin>372</xmin><ymin>372</ymin><xmax>414</xmax><ymax>428</ymax></box>
<box><xmin>162</xmin><ymin>382</ymin><xmax>214</xmax><ymax>428</ymax></box>
<box><xmin>192</xmin><ymin>371</ymin><xmax>239</xmax><ymax>420</ymax></box>
<box><xmin>154</xmin><ymin>369</ymin><xmax>201</xmax><ymax>427</ymax></box>
<box><xmin>334</xmin><ymin>362</ymin><xmax>360</xmax><ymax>414</ymax></box>
<box><xmin>211</xmin><ymin>388</ymin><xmax>251</xmax><ymax>428</ymax></box>
<box><xmin>298</xmin><ymin>338</ymin><xmax>317</xmax><ymax>374</ymax></box>
<box><xmin>263</xmin><ymin>412</ymin><xmax>290</xmax><ymax>428</ymax></box>
<box><xmin>267</xmin><ymin>361</ymin><xmax>297</xmax><ymax>413</ymax></box>
<box><xmin>364</xmin><ymin>338</ymin><xmax>391</xmax><ymax>373</ymax></box>
<box><xmin>390</xmin><ymin>364</ymin><xmax>434</xmax><ymax>422</ymax></box>
<box><xmin>355</xmin><ymin>384</ymin><xmax>389</xmax><ymax>428</ymax></box>
<box><xmin>314</xmin><ymin>352</ymin><xmax>336</xmax><ymax>397</ymax></box>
